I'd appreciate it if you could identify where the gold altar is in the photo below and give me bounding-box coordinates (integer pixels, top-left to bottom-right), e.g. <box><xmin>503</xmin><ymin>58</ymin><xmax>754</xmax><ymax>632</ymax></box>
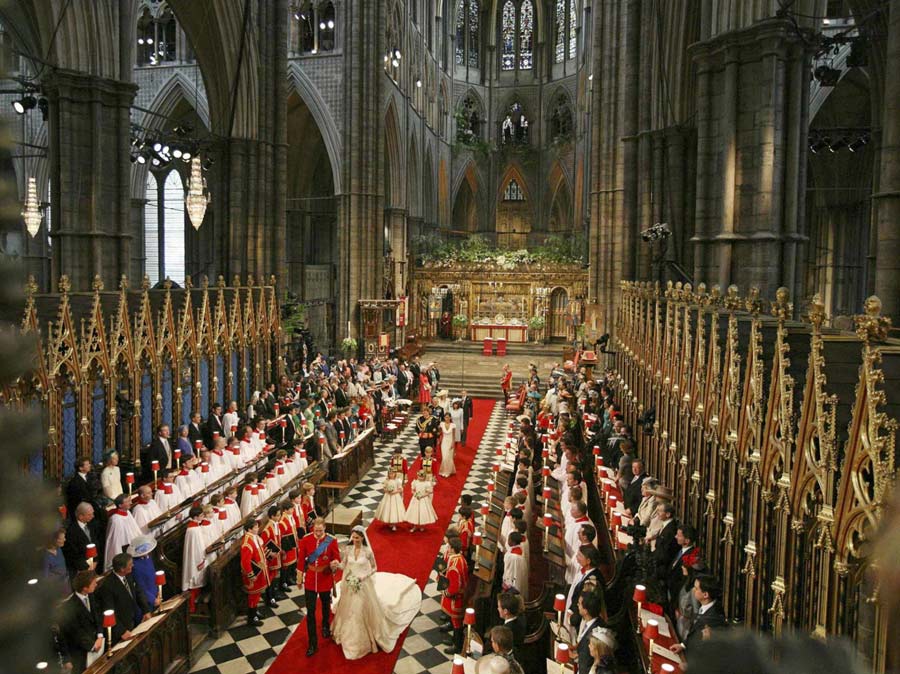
<box><xmin>410</xmin><ymin>262</ymin><xmax>589</xmax><ymax>342</ymax></box>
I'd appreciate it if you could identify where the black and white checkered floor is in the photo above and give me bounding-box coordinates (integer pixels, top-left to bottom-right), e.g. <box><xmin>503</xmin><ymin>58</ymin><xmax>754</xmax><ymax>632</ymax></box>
<box><xmin>189</xmin><ymin>401</ymin><xmax>509</xmax><ymax>674</ymax></box>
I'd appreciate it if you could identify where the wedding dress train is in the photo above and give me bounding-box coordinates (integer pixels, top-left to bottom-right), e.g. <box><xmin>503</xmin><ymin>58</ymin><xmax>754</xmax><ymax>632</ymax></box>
<box><xmin>331</xmin><ymin>545</ymin><xmax>422</xmax><ymax>660</ymax></box>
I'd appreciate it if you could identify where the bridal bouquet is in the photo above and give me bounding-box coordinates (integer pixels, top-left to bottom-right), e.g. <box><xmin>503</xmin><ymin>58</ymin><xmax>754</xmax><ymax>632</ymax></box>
<box><xmin>414</xmin><ymin>488</ymin><xmax>427</xmax><ymax>499</ymax></box>
<box><xmin>345</xmin><ymin>574</ymin><xmax>362</xmax><ymax>594</ymax></box>
<box><xmin>385</xmin><ymin>483</ymin><xmax>397</xmax><ymax>494</ymax></box>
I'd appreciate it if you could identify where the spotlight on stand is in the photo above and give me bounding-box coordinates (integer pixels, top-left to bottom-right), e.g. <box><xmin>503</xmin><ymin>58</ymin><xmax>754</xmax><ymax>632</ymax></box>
<box><xmin>640</xmin><ymin>222</ymin><xmax>671</xmax><ymax>243</ymax></box>
<box><xmin>12</xmin><ymin>95</ymin><xmax>36</xmax><ymax>114</ymax></box>
<box><xmin>814</xmin><ymin>64</ymin><xmax>841</xmax><ymax>87</ymax></box>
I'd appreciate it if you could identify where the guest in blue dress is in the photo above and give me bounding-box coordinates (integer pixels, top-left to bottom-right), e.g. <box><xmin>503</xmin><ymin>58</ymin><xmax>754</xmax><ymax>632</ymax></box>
<box><xmin>42</xmin><ymin>528</ymin><xmax>70</xmax><ymax>596</ymax></box>
<box><xmin>177</xmin><ymin>425</ymin><xmax>194</xmax><ymax>458</ymax></box>
<box><xmin>130</xmin><ymin>535</ymin><xmax>162</xmax><ymax>609</ymax></box>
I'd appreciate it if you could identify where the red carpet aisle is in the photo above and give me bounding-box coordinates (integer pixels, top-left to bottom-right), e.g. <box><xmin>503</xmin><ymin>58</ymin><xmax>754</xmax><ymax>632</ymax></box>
<box><xmin>266</xmin><ymin>399</ymin><xmax>495</xmax><ymax>674</ymax></box>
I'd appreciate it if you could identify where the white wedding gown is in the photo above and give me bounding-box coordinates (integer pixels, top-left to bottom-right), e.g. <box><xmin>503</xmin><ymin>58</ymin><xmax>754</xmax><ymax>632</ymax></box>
<box><xmin>331</xmin><ymin>545</ymin><xmax>422</xmax><ymax>660</ymax></box>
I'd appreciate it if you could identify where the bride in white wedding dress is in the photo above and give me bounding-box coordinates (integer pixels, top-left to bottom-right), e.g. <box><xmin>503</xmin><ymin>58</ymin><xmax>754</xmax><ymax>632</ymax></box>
<box><xmin>331</xmin><ymin>525</ymin><xmax>423</xmax><ymax>660</ymax></box>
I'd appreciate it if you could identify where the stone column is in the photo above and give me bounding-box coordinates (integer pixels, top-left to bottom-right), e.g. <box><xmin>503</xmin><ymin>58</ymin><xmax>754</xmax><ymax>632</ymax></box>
<box><xmin>337</xmin><ymin>0</ymin><xmax>385</xmax><ymax>338</ymax></box>
<box><xmin>872</xmin><ymin>0</ymin><xmax>900</xmax><ymax>316</ymax></box>
<box><xmin>689</xmin><ymin>19</ymin><xmax>813</xmax><ymax>298</ymax></box>
<box><xmin>44</xmin><ymin>70</ymin><xmax>137</xmax><ymax>291</ymax></box>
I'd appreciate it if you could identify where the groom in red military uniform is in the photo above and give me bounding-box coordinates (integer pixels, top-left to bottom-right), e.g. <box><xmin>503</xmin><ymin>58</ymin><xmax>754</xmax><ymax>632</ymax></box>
<box><xmin>240</xmin><ymin>519</ymin><xmax>269</xmax><ymax>627</ymax></box>
<box><xmin>440</xmin><ymin>536</ymin><xmax>469</xmax><ymax>655</ymax></box>
<box><xmin>297</xmin><ymin>517</ymin><xmax>341</xmax><ymax>657</ymax></box>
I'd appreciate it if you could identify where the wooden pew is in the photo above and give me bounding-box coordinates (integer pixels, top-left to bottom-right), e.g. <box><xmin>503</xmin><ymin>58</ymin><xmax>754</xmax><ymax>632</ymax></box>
<box><xmin>330</xmin><ymin>428</ymin><xmax>376</xmax><ymax>500</ymax></box>
<box><xmin>84</xmin><ymin>594</ymin><xmax>191</xmax><ymax>674</ymax></box>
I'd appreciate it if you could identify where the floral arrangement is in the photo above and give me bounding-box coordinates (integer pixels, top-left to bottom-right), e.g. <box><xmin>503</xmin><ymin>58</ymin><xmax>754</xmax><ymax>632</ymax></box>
<box><xmin>415</xmin><ymin>488</ymin><xmax>428</xmax><ymax>499</ymax></box>
<box><xmin>341</xmin><ymin>337</ymin><xmax>358</xmax><ymax>356</ymax></box>
<box><xmin>345</xmin><ymin>574</ymin><xmax>362</xmax><ymax>594</ymax></box>
<box><xmin>414</xmin><ymin>233</ymin><xmax>586</xmax><ymax>268</ymax></box>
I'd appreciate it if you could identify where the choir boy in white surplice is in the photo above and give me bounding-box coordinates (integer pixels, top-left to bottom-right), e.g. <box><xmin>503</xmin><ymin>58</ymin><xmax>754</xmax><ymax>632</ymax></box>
<box><xmin>181</xmin><ymin>505</ymin><xmax>214</xmax><ymax>613</ymax></box>
<box><xmin>221</xmin><ymin>486</ymin><xmax>243</xmax><ymax>529</ymax></box>
<box><xmin>223</xmin><ymin>401</ymin><xmax>240</xmax><ymax>438</ymax></box>
<box><xmin>498</xmin><ymin>497</ymin><xmax>517</xmax><ymax>554</ymax></box>
<box><xmin>132</xmin><ymin>485</ymin><xmax>163</xmax><ymax>535</ymax></box>
<box><xmin>564</xmin><ymin>501</ymin><xmax>594</xmax><ymax>563</ymax></box>
<box><xmin>502</xmin><ymin>531</ymin><xmax>529</xmax><ymax>599</ymax></box>
<box><xmin>104</xmin><ymin>494</ymin><xmax>143</xmax><ymax>571</ymax></box>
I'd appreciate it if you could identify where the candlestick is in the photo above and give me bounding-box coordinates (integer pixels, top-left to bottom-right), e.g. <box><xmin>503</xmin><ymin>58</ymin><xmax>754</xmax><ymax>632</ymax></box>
<box><xmin>553</xmin><ymin>593</ymin><xmax>566</xmax><ymax>629</ymax></box>
<box><xmin>633</xmin><ymin>584</ymin><xmax>646</xmax><ymax>633</ymax></box>
<box><xmin>463</xmin><ymin>607</ymin><xmax>476</xmax><ymax>656</ymax></box>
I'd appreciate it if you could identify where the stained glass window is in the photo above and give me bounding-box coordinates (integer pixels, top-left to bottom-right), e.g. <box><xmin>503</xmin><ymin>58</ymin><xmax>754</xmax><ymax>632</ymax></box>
<box><xmin>519</xmin><ymin>0</ymin><xmax>533</xmax><ymax>70</ymax></box>
<box><xmin>456</xmin><ymin>0</ymin><xmax>465</xmax><ymax>64</ymax></box>
<box><xmin>568</xmin><ymin>0</ymin><xmax>577</xmax><ymax>60</ymax></box>
<box><xmin>501</xmin><ymin>0</ymin><xmax>516</xmax><ymax>70</ymax></box>
<box><xmin>468</xmin><ymin>0</ymin><xmax>480</xmax><ymax>68</ymax></box>
<box><xmin>163</xmin><ymin>171</ymin><xmax>185</xmax><ymax>283</ymax></box>
<box><xmin>555</xmin><ymin>0</ymin><xmax>566</xmax><ymax>63</ymax></box>
<box><xmin>504</xmin><ymin>179</ymin><xmax>525</xmax><ymax>201</ymax></box>
<box><xmin>144</xmin><ymin>174</ymin><xmax>159</xmax><ymax>285</ymax></box>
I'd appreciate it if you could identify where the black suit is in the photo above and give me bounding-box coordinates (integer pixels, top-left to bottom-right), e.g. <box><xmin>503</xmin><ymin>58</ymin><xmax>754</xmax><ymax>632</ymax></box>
<box><xmin>188</xmin><ymin>422</ymin><xmax>204</xmax><ymax>447</ymax></box>
<box><xmin>204</xmin><ymin>415</ymin><xmax>225</xmax><ymax>447</ymax></box>
<box><xmin>665</xmin><ymin>545</ymin><xmax>696</xmax><ymax>603</ymax></box>
<box><xmin>96</xmin><ymin>573</ymin><xmax>152</xmax><ymax>643</ymax></box>
<box><xmin>653</xmin><ymin>520</ymin><xmax>680</xmax><ymax>576</ymax></box>
<box><xmin>144</xmin><ymin>436</ymin><xmax>173</xmax><ymax>480</ymax></box>
<box><xmin>63</xmin><ymin>519</ymin><xmax>105</xmax><ymax>576</ymax></box>
<box><xmin>576</xmin><ymin>617</ymin><xmax>602</xmax><ymax>672</ymax></box>
<box><xmin>396</xmin><ymin>372</ymin><xmax>409</xmax><ymax>397</ymax></box>
<box><xmin>506</xmin><ymin>614</ymin><xmax>527</xmax><ymax>654</ymax></box>
<box><xmin>59</xmin><ymin>593</ymin><xmax>101</xmax><ymax>674</ymax></box>
<box><xmin>623</xmin><ymin>472</ymin><xmax>647</xmax><ymax>514</ymax></box>
<box><xmin>65</xmin><ymin>473</ymin><xmax>98</xmax><ymax>519</ymax></box>
<box><xmin>334</xmin><ymin>388</ymin><xmax>349</xmax><ymax>408</ymax></box>
<box><xmin>568</xmin><ymin>567</ymin><xmax>601</xmax><ymax>630</ymax></box>
<box><xmin>460</xmin><ymin>396</ymin><xmax>473</xmax><ymax>424</ymax></box>
<box><xmin>683</xmin><ymin>601</ymin><xmax>727</xmax><ymax>650</ymax></box>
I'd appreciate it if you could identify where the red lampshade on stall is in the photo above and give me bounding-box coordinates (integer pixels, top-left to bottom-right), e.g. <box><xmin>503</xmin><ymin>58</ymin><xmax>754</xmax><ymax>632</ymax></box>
<box><xmin>543</xmin><ymin>513</ymin><xmax>553</xmax><ymax>528</ymax></box>
<box><xmin>218</xmin><ymin>509</ymin><xmax>227</xmax><ymax>521</ymax></box>
<box><xmin>644</xmin><ymin>619</ymin><xmax>659</xmax><ymax>640</ymax></box>
<box><xmin>464</xmin><ymin>608</ymin><xmax>476</xmax><ymax>625</ymax></box>
<box><xmin>555</xmin><ymin>643</ymin><xmax>570</xmax><ymax>664</ymax></box>
<box><xmin>231</xmin><ymin>425</ymin><xmax>238</xmax><ymax>434</ymax></box>
<box><xmin>194</xmin><ymin>440</ymin><xmax>203</xmax><ymax>450</ymax></box>
<box><xmin>633</xmin><ymin>584</ymin><xmax>647</xmax><ymax>603</ymax></box>
<box><xmin>201</xmin><ymin>462</ymin><xmax>209</xmax><ymax>473</ymax></box>
<box><xmin>661</xmin><ymin>665</ymin><xmax>676</xmax><ymax>673</ymax></box>
<box><xmin>542</xmin><ymin>486</ymin><xmax>552</xmax><ymax>500</ymax></box>
<box><xmin>542</xmin><ymin>448</ymin><xmax>550</xmax><ymax>459</ymax></box>
<box><xmin>553</xmin><ymin>594</ymin><xmax>567</xmax><ymax>612</ymax></box>
<box><xmin>277</xmin><ymin>466</ymin><xmax>285</xmax><ymax>475</ymax></box>
<box><xmin>85</xmin><ymin>543</ymin><xmax>97</xmax><ymax>559</ymax></box>
<box><xmin>451</xmin><ymin>656</ymin><xmax>465</xmax><ymax>674</ymax></box>
<box><xmin>473</xmin><ymin>531</ymin><xmax>483</xmax><ymax>546</ymax></box>
<box><xmin>173</xmin><ymin>448</ymin><xmax>181</xmax><ymax>461</ymax></box>
<box><xmin>212</xmin><ymin>431</ymin><xmax>220</xmax><ymax>440</ymax></box>
<box><xmin>487</xmin><ymin>480</ymin><xmax>495</xmax><ymax>493</ymax></box>
<box><xmin>155</xmin><ymin>570</ymin><xmax>166</xmax><ymax>586</ymax></box>
<box><xmin>480</xmin><ymin>503</ymin><xmax>489</xmax><ymax>516</ymax></box>
<box><xmin>125</xmin><ymin>472</ymin><xmax>134</xmax><ymax>484</ymax></box>
<box><xmin>163</xmin><ymin>483</ymin><xmax>173</xmax><ymax>495</ymax></box>
<box><xmin>542</xmin><ymin>466</ymin><xmax>551</xmax><ymax>478</ymax></box>
<box><xmin>492</xmin><ymin>462</ymin><xmax>500</xmax><ymax>473</ymax></box>
<box><xmin>612</xmin><ymin>512</ymin><xmax>622</xmax><ymax>528</ymax></box>
<box><xmin>102</xmin><ymin>610</ymin><xmax>116</xmax><ymax>628</ymax></box>
<box><xmin>496</xmin><ymin>447</ymin><xmax>504</xmax><ymax>457</ymax></box>
<box><xmin>150</xmin><ymin>460</ymin><xmax>160</xmax><ymax>472</ymax></box>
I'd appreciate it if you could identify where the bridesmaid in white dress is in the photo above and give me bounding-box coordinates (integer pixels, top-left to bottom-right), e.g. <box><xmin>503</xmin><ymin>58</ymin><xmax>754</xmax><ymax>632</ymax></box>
<box><xmin>404</xmin><ymin>470</ymin><xmax>438</xmax><ymax>532</ymax></box>
<box><xmin>331</xmin><ymin>526</ymin><xmax>422</xmax><ymax>660</ymax></box>
<box><xmin>438</xmin><ymin>413</ymin><xmax>457</xmax><ymax>477</ymax></box>
<box><xmin>373</xmin><ymin>470</ymin><xmax>405</xmax><ymax>531</ymax></box>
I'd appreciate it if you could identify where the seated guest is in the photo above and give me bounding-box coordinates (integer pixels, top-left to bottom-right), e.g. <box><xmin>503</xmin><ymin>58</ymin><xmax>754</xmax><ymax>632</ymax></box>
<box><xmin>131</xmin><ymin>485</ymin><xmax>162</xmax><ymax>534</ymax></box>
<box><xmin>671</xmin><ymin>575</ymin><xmax>727</xmax><ymax>653</ymax></box>
<box><xmin>575</xmin><ymin>592</ymin><xmax>605</xmax><ymax>673</ymax></box>
<box><xmin>43</xmin><ymin>527</ymin><xmax>70</xmax><ymax>596</ymax></box>
<box><xmin>63</xmin><ymin>502</ymin><xmax>105</xmax><ymax>576</ymax></box>
<box><xmin>104</xmin><ymin>494</ymin><xmax>143</xmax><ymax>572</ymax></box>
<box><xmin>65</xmin><ymin>459</ymin><xmax>100</xmax><ymax>520</ymax></box>
<box><xmin>586</xmin><ymin>626</ymin><xmax>618</xmax><ymax>674</ymax></box>
<box><xmin>100</xmin><ymin>451</ymin><xmax>123</xmax><ymax>503</ymax></box>
<box><xmin>96</xmin><ymin>553</ymin><xmax>152</xmax><ymax>644</ymax></box>
<box><xmin>129</xmin><ymin>535</ymin><xmax>162</xmax><ymax>611</ymax></box>
<box><xmin>59</xmin><ymin>570</ymin><xmax>103</xmax><ymax>674</ymax></box>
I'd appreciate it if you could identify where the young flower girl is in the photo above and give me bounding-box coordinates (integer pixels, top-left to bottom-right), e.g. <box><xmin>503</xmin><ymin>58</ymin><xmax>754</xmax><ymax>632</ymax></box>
<box><xmin>404</xmin><ymin>469</ymin><xmax>438</xmax><ymax>532</ymax></box>
<box><xmin>374</xmin><ymin>469</ymin><xmax>406</xmax><ymax>531</ymax></box>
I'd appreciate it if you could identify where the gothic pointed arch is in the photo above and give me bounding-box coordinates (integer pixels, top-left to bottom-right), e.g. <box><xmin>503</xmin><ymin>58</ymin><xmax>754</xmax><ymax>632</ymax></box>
<box><xmin>384</xmin><ymin>99</ymin><xmax>404</xmax><ymax>208</ymax></box>
<box><xmin>547</xmin><ymin>161</ymin><xmax>573</xmax><ymax>233</ymax></box>
<box><xmin>451</xmin><ymin>160</ymin><xmax>483</xmax><ymax>233</ymax></box>
<box><xmin>408</xmin><ymin>133</ymin><xmax>421</xmax><ymax>218</ymax></box>
<box><xmin>496</xmin><ymin>164</ymin><xmax>533</xmax><ymax>248</ymax></box>
<box><xmin>287</xmin><ymin>62</ymin><xmax>343</xmax><ymax>194</ymax></box>
<box><xmin>424</xmin><ymin>145</ymin><xmax>437</xmax><ymax>225</ymax></box>
<box><xmin>456</xmin><ymin>89</ymin><xmax>486</xmax><ymax>142</ymax></box>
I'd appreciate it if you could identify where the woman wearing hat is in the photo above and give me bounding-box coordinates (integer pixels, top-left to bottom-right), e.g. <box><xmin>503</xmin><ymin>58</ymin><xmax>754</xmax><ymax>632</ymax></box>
<box><xmin>129</xmin><ymin>535</ymin><xmax>162</xmax><ymax>610</ymax></box>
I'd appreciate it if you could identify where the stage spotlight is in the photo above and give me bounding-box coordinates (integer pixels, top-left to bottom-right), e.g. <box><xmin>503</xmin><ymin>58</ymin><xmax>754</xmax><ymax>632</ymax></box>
<box><xmin>12</xmin><ymin>95</ymin><xmax>36</xmax><ymax>114</ymax></box>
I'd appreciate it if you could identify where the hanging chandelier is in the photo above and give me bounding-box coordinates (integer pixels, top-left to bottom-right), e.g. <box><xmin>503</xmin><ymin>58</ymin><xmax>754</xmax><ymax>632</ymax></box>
<box><xmin>185</xmin><ymin>155</ymin><xmax>209</xmax><ymax>230</ymax></box>
<box><xmin>22</xmin><ymin>176</ymin><xmax>42</xmax><ymax>237</ymax></box>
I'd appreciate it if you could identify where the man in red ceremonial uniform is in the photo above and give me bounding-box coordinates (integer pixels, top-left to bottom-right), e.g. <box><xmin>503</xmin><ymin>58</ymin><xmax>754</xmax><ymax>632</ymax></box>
<box><xmin>260</xmin><ymin>506</ymin><xmax>286</xmax><ymax>607</ymax></box>
<box><xmin>500</xmin><ymin>364</ymin><xmax>513</xmax><ymax>399</ymax></box>
<box><xmin>240</xmin><ymin>519</ymin><xmax>269</xmax><ymax>627</ymax></box>
<box><xmin>441</xmin><ymin>536</ymin><xmax>468</xmax><ymax>655</ymax></box>
<box><xmin>297</xmin><ymin>517</ymin><xmax>341</xmax><ymax>657</ymax></box>
<box><xmin>278</xmin><ymin>501</ymin><xmax>298</xmax><ymax>590</ymax></box>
